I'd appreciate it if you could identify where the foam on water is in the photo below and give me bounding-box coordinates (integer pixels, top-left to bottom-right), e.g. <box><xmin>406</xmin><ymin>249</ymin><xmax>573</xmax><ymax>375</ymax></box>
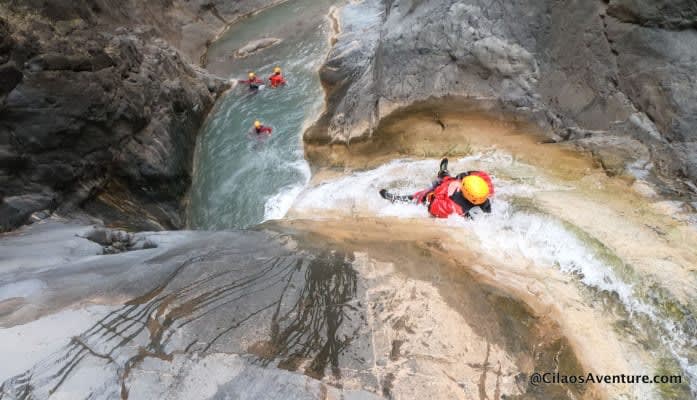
<box><xmin>292</xmin><ymin>155</ymin><xmax>638</xmax><ymax>315</ymax></box>
<box><xmin>292</xmin><ymin>154</ymin><xmax>561</xmax><ymax>218</ymax></box>
<box><xmin>264</xmin><ymin>184</ymin><xmax>307</xmax><ymax>221</ymax></box>
<box><xmin>293</xmin><ymin>159</ymin><xmax>441</xmax><ymax>218</ymax></box>
<box><xmin>292</xmin><ymin>154</ymin><xmax>697</xmax><ymax>392</ymax></box>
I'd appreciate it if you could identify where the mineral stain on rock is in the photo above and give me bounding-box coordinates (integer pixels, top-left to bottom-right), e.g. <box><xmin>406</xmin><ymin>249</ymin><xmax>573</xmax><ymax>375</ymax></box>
<box><xmin>389</xmin><ymin>339</ymin><xmax>403</xmax><ymax>361</ymax></box>
<box><xmin>0</xmin><ymin>235</ymin><xmax>365</xmax><ymax>398</ymax></box>
<box><xmin>261</xmin><ymin>250</ymin><xmax>359</xmax><ymax>380</ymax></box>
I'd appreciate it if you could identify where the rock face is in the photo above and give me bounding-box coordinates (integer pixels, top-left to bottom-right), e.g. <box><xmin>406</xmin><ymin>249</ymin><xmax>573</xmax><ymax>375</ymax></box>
<box><xmin>0</xmin><ymin>221</ymin><xmax>585</xmax><ymax>399</ymax></box>
<box><xmin>608</xmin><ymin>0</ymin><xmax>697</xmax><ymax>29</ymax></box>
<box><xmin>234</xmin><ymin>37</ymin><xmax>283</xmax><ymax>58</ymax></box>
<box><xmin>2</xmin><ymin>0</ymin><xmax>287</xmax><ymax>63</ymax></box>
<box><xmin>0</xmin><ymin>0</ymin><xmax>279</xmax><ymax>231</ymax></box>
<box><xmin>309</xmin><ymin>0</ymin><xmax>697</xmax><ymax>193</ymax></box>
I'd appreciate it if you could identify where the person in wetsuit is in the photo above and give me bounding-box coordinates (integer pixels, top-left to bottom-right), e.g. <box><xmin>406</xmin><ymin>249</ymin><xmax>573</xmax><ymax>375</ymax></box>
<box><xmin>252</xmin><ymin>120</ymin><xmax>272</xmax><ymax>135</ymax></box>
<box><xmin>380</xmin><ymin>158</ymin><xmax>493</xmax><ymax>218</ymax></box>
<box><xmin>239</xmin><ymin>72</ymin><xmax>264</xmax><ymax>90</ymax></box>
<box><xmin>268</xmin><ymin>66</ymin><xmax>287</xmax><ymax>88</ymax></box>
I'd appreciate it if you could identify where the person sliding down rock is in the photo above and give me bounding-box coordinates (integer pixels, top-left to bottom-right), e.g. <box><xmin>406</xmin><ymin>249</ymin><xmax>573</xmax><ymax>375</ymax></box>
<box><xmin>379</xmin><ymin>158</ymin><xmax>494</xmax><ymax>218</ymax></box>
<box><xmin>239</xmin><ymin>71</ymin><xmax>264</xmax><ymax>90</ymax></box>
<box><xmin>268</xmin><ymin>66</ymin><xmax>287</xmax><ymax>88</ymax></box>
<box><xmin>252</xmin><ymin>120</ymin><xmax>272</xmax><ymax>135</ymax></box>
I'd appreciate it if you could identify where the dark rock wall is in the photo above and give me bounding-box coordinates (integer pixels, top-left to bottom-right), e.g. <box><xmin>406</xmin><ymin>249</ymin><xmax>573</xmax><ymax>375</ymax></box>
<box><xmin>608</xmin><ymin>0</ymin><xmax>697</xmax><ymax>30</ymax></box>
<box><xmin>1</xmin><ymin>0</ymin><xmax>286</xmax><ymax>63</ymax></box>
<box><xmin>0</xmin><ymin>0</ymin><xmax>279</xmax><ymax>231</ymax></box>
<box><xmin>310</xmin><ymin>0</ymin><xmax>697</xmax><ymax>192</ymax></box>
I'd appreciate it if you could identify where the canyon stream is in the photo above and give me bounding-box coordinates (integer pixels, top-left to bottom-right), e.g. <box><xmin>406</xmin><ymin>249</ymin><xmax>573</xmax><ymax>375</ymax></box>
<box><xmin>1</xmin><ymin>1</ymin><xmax>697</xmax><ymax>399</ymax></box>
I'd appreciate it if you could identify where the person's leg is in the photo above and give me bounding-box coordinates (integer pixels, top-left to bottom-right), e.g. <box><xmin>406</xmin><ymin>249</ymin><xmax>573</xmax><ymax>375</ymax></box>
<box><xmin>380</xmin><ymin>189</ymin><xmax>414</xmax><ymax>203</ymax></box>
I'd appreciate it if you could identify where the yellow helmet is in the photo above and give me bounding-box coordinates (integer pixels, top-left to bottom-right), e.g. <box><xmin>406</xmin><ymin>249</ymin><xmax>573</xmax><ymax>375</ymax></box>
<box><xmin>248</xmin><ymin>72</ymin><xmax>256</xmax><ymax>78</ymax></box>
<box><xmin>274</xmin><ymin>66</ymin><xmax>282</xmax><ymax>74</ymax></box>
<box><xmin>254</xmin><ymin>120</ymin><xmax>261</xmax><ymax>128</ymax></box>
<box><xmin>461</xmin><ymin>175</ymin><xmax>490</xmax><ymax>205</ymax></box>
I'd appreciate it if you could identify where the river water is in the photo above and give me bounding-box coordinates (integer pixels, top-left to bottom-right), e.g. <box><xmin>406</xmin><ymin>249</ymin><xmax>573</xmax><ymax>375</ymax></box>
<box><xmin>189</xmin><ymin>0</ymin><xmax>338</xmax><ymax>229</ymax></box>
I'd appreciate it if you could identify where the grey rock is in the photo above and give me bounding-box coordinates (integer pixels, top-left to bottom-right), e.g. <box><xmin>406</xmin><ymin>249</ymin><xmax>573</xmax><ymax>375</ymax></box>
<box><xmin>576</xmin><ymin>134</ymin><xmax>651</xmax><ymax>177</ymax></box>
<box><xmin>0</xmin><ymin>221</ymin><xmax>583</xmax><ymax>399</ymax></box>
<box><xmin>0</xmin><ymin>62</ymin><xmax>22</xmax><ymax>98</ymax></box>
<box><xmin>0</xmin><ymin>0</ymin><xmax>287</xmax><ymax>231</ymax></box>
<box><xmin>234</xmin><ymin>37</ymin><xmax>282</xmax><ymax>58</ymax></box>
<box><xmin>608</xmin><ymin>0</ymin><xmax>697</xmax><ymax>30</ymax></box>
<box><xmin>0</xmin><ymin>194</ymin><xmax>55</xmax><ymax>231</ymax></box>
<box><xmin>0</xmin><ymin>9</ymin><xmax>222</xmax><ymax>231</ymax></box>
<box><xmin>3</xmin><ymin>0</ymin><xmax>286</xmax><ymax>63</ymax></box>
<box><xmin>310</xmin><ymin>0</ymin><xmax>697</xmax><ymax>192</ymax></box>
<box><xmin>305</xmin><ymin>0</ymin><xmax>384</xmax><ymax>142</ymax></box>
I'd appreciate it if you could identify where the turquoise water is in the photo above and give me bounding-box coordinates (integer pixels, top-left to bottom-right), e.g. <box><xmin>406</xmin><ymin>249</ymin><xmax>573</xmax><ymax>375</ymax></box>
<box><xmin>189</xmin><ymin>0</ymin><xmax>337</xmax><ymax>229</ymax></box>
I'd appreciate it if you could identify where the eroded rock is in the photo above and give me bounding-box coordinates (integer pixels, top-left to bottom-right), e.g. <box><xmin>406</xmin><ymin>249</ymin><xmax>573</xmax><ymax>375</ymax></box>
<box><xmin>233</xmin><ymin>37</ymin><xmax>282</xmax><ymax>58</ymax></box>
<box><xmin>608</xmin><ymin>0</ymin><xmax>697</xmax><ymax>30</ymax></box>
<box><xmin>309</xmin><ymin>0</ymin><xmax>697</xmax><ymax>193</ymax></box>
<box><xmin>0</xmin><ymin>10</ymin><xmax>231</xmax><ymax>231</ymax></box>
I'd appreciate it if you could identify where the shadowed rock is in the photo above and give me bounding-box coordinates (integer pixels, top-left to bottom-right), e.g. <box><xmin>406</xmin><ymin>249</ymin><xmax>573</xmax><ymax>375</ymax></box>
<box><xmin>0</xmin><ymin>0</ymin><xmax>290</xmax><ymax>231</ymax></box>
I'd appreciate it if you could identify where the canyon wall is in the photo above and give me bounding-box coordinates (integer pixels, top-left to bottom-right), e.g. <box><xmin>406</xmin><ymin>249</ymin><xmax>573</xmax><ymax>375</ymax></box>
<box><xmin>0</xmin><ymin>0</ymin><xmax>279</xmax><ymax>230</ymax></box>
<box><xmin>308</xmin><ymin>0</ymin><xmax>697</xmax><ymax>196</ymax></box>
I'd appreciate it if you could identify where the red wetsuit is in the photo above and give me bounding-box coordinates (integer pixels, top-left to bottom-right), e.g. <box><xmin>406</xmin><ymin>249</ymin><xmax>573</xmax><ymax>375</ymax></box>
<box><xmin>240</xmin><ymin>77</ymin><xmax>264</xmax><ymax>89</ymax></box>
<box><xmin>268</xmin><ymin>73</ymin><xmax>287</xmax><ymax>88</ymax></box>
<box><xmin>254</xmin><ymin>126</ymin><xmax>272</xmax><ymax>135</ymax></box>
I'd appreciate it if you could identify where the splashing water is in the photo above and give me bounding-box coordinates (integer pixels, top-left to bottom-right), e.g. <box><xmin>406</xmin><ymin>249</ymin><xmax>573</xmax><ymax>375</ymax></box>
<box><xmin>290</xmin><ymin>152</ymin><xmax>697</xmax><ymax>395</ymax></box>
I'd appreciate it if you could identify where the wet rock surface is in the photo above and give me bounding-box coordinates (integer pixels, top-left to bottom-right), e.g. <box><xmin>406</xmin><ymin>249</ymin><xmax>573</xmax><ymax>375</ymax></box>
<box><xmin>310</xmin><ymin>0</ymin><xmax>697</xmax><ymax>194</ymax></box>
<box><xmin>233</xmin><ymin>37</ymin><xmax>283</xmax><ymax>58</ymax></box>
<box><xmin>82</xmin><ymin>227</ymin><xmax>157</xmax><ymax>254</ymax></box>
<box><xmin>0</xmin><ymin>221</ymin><xmax>583</xmax><ymax>399</ymax></box>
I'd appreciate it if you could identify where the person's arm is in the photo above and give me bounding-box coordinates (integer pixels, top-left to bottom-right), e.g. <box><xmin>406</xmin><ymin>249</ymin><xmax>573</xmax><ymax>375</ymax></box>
<box><xmin>261</xmin><ymin>127</ymin><xmax>272</xmax><ymax>134</ymax></box>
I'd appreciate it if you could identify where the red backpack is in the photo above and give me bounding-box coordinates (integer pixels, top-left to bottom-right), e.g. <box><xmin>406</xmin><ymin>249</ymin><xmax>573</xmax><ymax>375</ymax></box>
<box><xmin>427</xmin><ymin>177</ymin><xmax>464</xmax><ymax>218</ymax></box>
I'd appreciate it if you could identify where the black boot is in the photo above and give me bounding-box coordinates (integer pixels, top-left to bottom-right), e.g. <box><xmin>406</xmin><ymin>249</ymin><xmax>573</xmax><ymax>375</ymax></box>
<box><xmin>438</xmin><ymin>157</ymin><xmax>449</xmax><ymax>178</ymax></box>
